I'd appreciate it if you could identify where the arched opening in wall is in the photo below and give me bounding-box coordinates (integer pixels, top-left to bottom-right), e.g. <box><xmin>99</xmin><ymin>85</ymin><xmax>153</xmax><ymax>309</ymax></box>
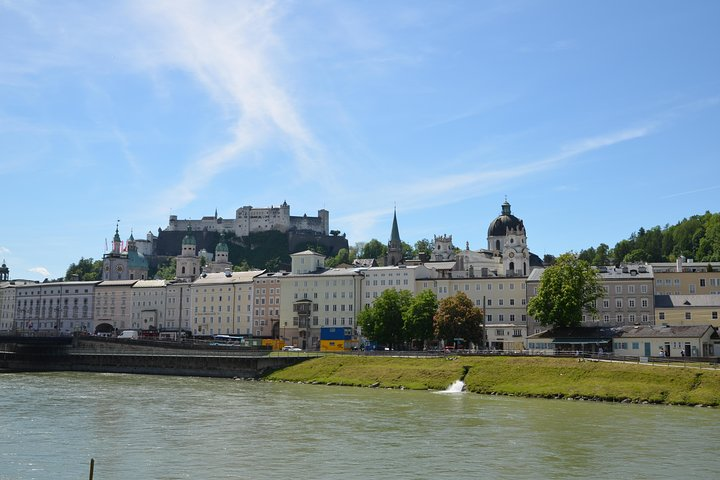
<box><xmin>495</xmin><ymin>240</ymin><xmax>500</xmax><ymax>250</ymax></box>
<box><xmin>509</xmin><ymin>261</ymin><xmax>515</xmax><ymax>273</ymax></box>
<box><xmin>524</xmin><ymin>262</ymin><xmax>527</xmax><ymax>276</ymax></box>
<box><xmin>95</xmin><ymin>322</ymin><xmax>114</xmax><ymax>334</ymax></box>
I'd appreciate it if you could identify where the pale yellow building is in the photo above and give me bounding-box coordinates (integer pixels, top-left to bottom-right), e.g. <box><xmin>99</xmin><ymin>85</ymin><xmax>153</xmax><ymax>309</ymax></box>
<box><xmin>654</xmin><ymin>294</ymin><xmax>720</xmax><ymax>328</ymax></box>
<box><xmin>652</xmin><ymin>258</ymin><xmax>720</xmax><ymax>295</ymax></box>
<box><xmin>190</xmin><ymin>270</ymin><xmax>265</xmax><ymax>336</ymax></box>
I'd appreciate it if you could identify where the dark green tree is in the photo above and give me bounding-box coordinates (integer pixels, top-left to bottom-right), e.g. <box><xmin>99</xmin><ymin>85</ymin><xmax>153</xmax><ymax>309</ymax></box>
<box><xmin>403</xmin><ymin>289</ymin><xmax>438</xmax><ymax>348</ymax></box>
<box><xmin>65</xmin><ymin>258</ymin><xmax>103</xmax><ymax>281</ymax></box>
<box><xmin>433</xmin><ymin>292</ymin><xmax>484</xmax><ymax>347</ymax></box>
<box><xmin>358</xmin><ymin>288</ymin><xmax>413</xmax><ymax>349</ymax></box>
<box><xmin>359</xmin><ymin>239</ymin><xmax>387</xmax><ymax>259</ymax></box>
<box><xmin>155</xmin><ymin>258</ymin><xmax>177</xmax><ymax>280</ymax></box>
<box><xmin>527</xmin><ymin>252</ymin><xmax>605</xmax><ymax>328</ymax></box>
<box><xmin>414</xmin><ymin>238</ymin><xmax>432</xmax><ymax>256</ymax></box>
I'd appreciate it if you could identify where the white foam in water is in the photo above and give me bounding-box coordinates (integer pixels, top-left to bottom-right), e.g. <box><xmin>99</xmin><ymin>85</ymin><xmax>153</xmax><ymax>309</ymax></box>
<box><xmin>438</xmin><ymin>380</ymin><xmax>465</xmax><ymax>394</ymax></box>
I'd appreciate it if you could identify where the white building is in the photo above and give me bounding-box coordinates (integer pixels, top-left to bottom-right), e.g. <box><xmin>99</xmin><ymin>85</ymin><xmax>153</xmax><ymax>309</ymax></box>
<box><xmin>14</xmin><ymin>281</ymin><xmax>98</xmax><ymax>335</ymax></box>
<box><xmin>131</xmin><ymin>280</ymin><xmax>169</xmax><ymax>331</ymax></box>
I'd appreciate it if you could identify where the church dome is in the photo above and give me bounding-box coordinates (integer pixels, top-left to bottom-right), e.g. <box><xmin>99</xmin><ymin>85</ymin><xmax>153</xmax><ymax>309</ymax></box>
<box><xmin>182</xmin><ymin>225</ymin><xmax>196</xmax><ymax>246</ymax></box>
<box><xmin>487</xmin><ymin>200</ymin><xmax>524</xmax><ymax>237</ymax></box>
<box><xmin>216</xmin><ymin>241</ymin><xmax>229</xmax><ymax>253</ymax></box>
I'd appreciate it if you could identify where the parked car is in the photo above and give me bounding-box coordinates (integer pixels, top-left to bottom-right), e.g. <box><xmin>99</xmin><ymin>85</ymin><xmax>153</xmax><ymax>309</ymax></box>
<box><xmin>282</xmin><ymin>345</ymin><xmax>302</xmax><ymax>352</ymax></box>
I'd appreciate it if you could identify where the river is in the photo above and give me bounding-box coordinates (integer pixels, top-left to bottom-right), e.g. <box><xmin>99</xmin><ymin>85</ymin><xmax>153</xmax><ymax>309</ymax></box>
<box><xmin>1</xmin><ymin>372</ymin><xmax>717</xmax><ymax>479</ymax></box>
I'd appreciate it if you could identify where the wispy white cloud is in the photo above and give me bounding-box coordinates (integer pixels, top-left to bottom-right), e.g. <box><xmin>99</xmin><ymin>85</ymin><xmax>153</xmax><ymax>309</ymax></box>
<box><xmin>336</xmin><ymin>124</ymin><xmax>655</xmax><ymax>240</ymax></box>
<box><xmin>29</xmin><ymin>266</ymin><xmax>50</xmax><ymax>278</ymax></box>
<box><xmin>126</xmin><ymin>0</ymin><xmax>326</xmax><ymax>216</ymax></box>
<box><xmin>0</xmin><ymin>246</ymin><xmax>10</xmax><ymax>255</ymax></box>
<box><xmin>660</xmin><ymin>185</ymin><xmax>720</xmax><ymax>200</ymax></box>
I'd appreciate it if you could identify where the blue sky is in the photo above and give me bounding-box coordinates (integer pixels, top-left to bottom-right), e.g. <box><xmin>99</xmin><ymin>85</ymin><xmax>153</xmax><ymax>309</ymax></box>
<box><xmin>1</xmin><ymin>0</ymin><xmax>718</xmax><ymax>281</ymax></box>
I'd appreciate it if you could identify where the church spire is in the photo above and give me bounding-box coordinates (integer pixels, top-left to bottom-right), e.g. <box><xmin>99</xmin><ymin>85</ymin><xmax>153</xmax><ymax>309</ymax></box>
<box><xmin>386</xmin><ymin>207</ymin><xmax>403</xmax><ymax>266</ymax></box>
<box><xmin>389</xmin><ymin>207</ymin><xmax>401</xmax><ymax>248</ymax></box>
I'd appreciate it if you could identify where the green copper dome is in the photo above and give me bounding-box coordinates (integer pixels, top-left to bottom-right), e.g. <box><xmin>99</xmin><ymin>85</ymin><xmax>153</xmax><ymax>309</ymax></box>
<box><xmin>182</xmin><ymin>225</ymin><xmax>196</xmax><ymax>245</ymax></box>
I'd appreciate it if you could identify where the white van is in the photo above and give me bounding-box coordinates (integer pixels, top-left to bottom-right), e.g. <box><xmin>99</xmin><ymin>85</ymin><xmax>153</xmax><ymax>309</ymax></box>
<box><xmin>118</xmin><ymin>330</ymin><xmax>139</xmax><ymax>340</ymax></box>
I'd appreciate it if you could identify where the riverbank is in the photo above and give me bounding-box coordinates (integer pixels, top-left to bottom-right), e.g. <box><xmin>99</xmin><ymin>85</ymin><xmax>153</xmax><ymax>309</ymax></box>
<box><xmin>263</xmin><ymin>355</ymin><xmax>720</xmax><ymax>406</ymax></box>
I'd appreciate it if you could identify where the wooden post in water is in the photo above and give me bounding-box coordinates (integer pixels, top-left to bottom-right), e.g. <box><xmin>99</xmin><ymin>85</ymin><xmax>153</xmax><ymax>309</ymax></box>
<box><xmin>88</xmin><ymin>458</ymin><xmax>94</xmax><ymax>480</ymax></box>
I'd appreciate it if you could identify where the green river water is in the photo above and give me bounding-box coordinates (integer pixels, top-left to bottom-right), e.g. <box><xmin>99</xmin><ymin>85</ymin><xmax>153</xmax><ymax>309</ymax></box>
<box><xmin>1</xmin><ymin>372</ymin><xmax>717</xmax><ymax>479</ymax></box>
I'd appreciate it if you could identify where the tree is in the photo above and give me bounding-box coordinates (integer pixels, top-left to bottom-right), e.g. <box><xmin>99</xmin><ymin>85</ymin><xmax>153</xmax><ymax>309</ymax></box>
<box><xmin>155</xmin><ymin>258</ymin><xmax>177</xmax><ymax>280</ymax></box>
<box><xmin>542</xmin><ymin>254</ymin><xmax>557</xmax><ymax>266</ymax></box>
<box><xmin>359</xmin><ymin>239</ymin><xmax>387</xmax><ymax>259</ymax></box>
<box><xmin>414</xmin><ymin>238</ymin><xmax>431</xmax><ymax>256</ymax></box>
<box><xmin>403</xmin><ymin>289</ymin><xmax>438</xmax><ymax>349</ymax></box>
<box><xmin>527</xmin><ymin>252</ymin><xmax>605</xmax><ymax>328</ymax></box>
<box><xmin>65</xmin><ymin>257</ymin><xmax>103</xmax><ymax>281</ymax></box>
<box><xmin>434</xmin><ymin>292</ymin><xmax>484</xmax><ymax>348</ymax></box>
<box><xmin>358</xmin><ymin>289</ymin><xmax>413</xmax><ymax>349</ymax></box>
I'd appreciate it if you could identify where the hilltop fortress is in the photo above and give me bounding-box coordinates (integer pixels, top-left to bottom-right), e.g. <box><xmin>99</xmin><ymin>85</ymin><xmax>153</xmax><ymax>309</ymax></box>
<box><xmin>165</xmin><ymin>201</ymin><xmax>329</xmax><ymax>237</ymax></box>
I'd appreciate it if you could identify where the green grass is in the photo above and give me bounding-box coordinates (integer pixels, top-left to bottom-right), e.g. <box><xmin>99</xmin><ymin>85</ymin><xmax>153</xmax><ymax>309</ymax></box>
<box><xmin>264</xmin><ymin>355</ymin><xmax>720</xmax><ymax>406</ymax></box>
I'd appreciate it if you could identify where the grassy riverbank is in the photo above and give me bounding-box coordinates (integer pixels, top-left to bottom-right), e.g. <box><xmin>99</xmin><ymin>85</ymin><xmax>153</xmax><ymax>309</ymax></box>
<box><xmin>264</xmin><ymin>355</ymin><xmax>720</xmax><ymax>406</ymax></box>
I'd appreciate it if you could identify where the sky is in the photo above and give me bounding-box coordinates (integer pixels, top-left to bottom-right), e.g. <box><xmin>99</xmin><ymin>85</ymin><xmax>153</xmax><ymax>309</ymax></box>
<box><xmin>1</xmin><ymin>0</ymin><xmax>719</xmax><ymax>281</ymax></box>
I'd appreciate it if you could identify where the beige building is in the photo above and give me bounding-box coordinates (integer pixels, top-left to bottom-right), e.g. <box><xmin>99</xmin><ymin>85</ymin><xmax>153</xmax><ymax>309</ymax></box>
<box><xmin>418</xmin><ymin>276</ymin><xmax>527</xmax><ymax>349</ymax></box>
<box><xmin>652</xmin><ymin>258</ymin><xmax>720</xmax><ymax>295</ymax></box>
<box><xmin>279</xmin><ymin>252</ymin><xmax>363</xmax><ymax>350</ymax></box>
<box><xmin>526</xmin><ymin>264</ymin><xmax>654</xmax><ymax>336</ymax></box>
<box><xmin>252</xmin><ymin>272</ymin><xmax>288</xmax><ymax>338</ymax></box>
<box><xmin>654</xmin><ymin>294</ymin><xmax>720</xmax><ymax>328</ymax></box>
<box><xmin>94</xmin><ymin>280</ymin><xmax>137</xmax><ymax>333</ymax></box>
<box><xmin>190</xmin><ymin>270</ymin><xmax>265</xmax><ymax>336</ymax></box>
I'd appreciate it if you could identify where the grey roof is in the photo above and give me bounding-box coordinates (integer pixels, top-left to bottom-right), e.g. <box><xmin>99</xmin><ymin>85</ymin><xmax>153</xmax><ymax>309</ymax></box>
<box><xmin>615</xmin><ymin>324</ymin><xmax>718</xmax><ymax>339</ymax></box>
<box><xmin>97</xmin><ymin>280</ymin><xmax>139</xmax><ymax>287</ymax></box>
<box><xmin>654</xmin><ymin>294</ymin><xmax>720</xmax><ymax>308</ymax></box>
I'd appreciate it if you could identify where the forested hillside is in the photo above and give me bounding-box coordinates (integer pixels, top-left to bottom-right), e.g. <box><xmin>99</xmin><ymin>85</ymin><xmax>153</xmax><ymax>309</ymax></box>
<box><xmin>574</xmin><ymin>211</ymin><xmax>720</xmax><ymax>265</ymax></box>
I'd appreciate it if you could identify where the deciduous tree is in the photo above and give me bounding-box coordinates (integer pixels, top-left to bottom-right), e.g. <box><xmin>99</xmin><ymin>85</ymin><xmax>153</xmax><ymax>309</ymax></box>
<box><xmin>403</xmin><ymin>289</ymin><xmax>438</xmax><ymax>348</ymax></box>
<box><xmin>527</xmin><ymin>252</ymin><xmax>605</xmax><ymax>328</ymax></box>
<box><xmin>358</xmin><ymin>289</ymin><xmax>412</xmax><ymax>349</ymax></box>
<box><xmin>434</xmin><ymin>292</ymin><xmax>484</xmax><ymax>347</ymax></box>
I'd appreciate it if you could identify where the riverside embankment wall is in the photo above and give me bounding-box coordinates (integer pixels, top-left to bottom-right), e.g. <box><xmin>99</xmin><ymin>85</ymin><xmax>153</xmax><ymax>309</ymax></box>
<box><xmin>0</xmin><ymin>339</ymin><xmax>307</xmax><ymax>378</ymax></box>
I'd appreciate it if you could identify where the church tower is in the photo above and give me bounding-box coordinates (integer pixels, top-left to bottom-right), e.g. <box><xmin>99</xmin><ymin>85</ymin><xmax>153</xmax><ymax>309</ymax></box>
<box><xmin>208</xmin><ymin>232</ymin><xmax>232</xmax><ymax>273</ymax></box>
<box><xmin>126</xmin><ymin>232</ymin><xmax>149</xmax><ymax>280</ymax></box>
<box><xmin>176</xmin><ymin>225</ymin><xmax>201</xmax><ymax>281</ymax></box>
<box><xmin>386</xmin><ymin>208</ymin><xmax>403</xmax><ymax>266</ymax></box>
<box><xmin>103</xmin><ymin>223</ymin><xmax>130</xmax><ymax>280</ymax></box>
<box><xmin>0</xmin><ymin>260</ymin><xmax>9</xmax><ymax>282</ymax></box>
<box><xmin>487</xmin><ymin>199</ymin><xmax>529</xmax><ymax>276</ymax></box>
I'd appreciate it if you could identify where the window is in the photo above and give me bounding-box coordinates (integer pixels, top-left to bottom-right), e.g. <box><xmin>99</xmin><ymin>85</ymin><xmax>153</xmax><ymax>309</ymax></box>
<box><xmin>616</xmin><ymin>299</ymin><xmax>622</xmax><ymax>308</ymax></box>
<box><xmin>641</xmin><ymin>285</ymin><xmax>648</xmax><ymax>294</ymax></box>
<box><xmin>615</xmin><ymin>285</ymin><xmax>622</xmax><ymax>294</ymax></box>
<box><xmin>659</xmin><ymin>312</ymin><xmax>665</xmax><ymax>320</ymax></box>
<box><xmin>486</xmin><ymin>314</ymin><xmax>492</xmax><ymax>322</ymax></box>
<box><xmin>487</xmin><ymin>299</ymin><xmax>492</xmax><ymax>306</ymax></box>
<box><xmin>689</xmin><ymin>284</ymin><xmax>696</xmax><ymax>294</ymax></box>
<box><xmin>712</xmin><ymin>311</ymin><xmax>718</xmax><ymax>320</ymax></box>
<box><xmin>685</xmin><ymin>312</ymin><xmax>691</xmax><ymax>320</ymax></box>
<box><xmin>603</xmin><ymin>300</ymin><xmax>610</xmax><ymax>309</ymax></box>
<box><xmin>641</xmin><ymin>298</ymin><xmax>649</xmax><ymax>308</ymax></box>
<box><xmin>628</xmin><ymin>285</ymin><xmax>635</xmax><ymax>294</ymax></box>
<box><xmin>700</xmin><ymin>279</ymin><xmax>706</xmax><ymax>287</ymax></box>
<box><xmin>628</xmin><ymin>299</ymin><xmax>635</xmax><ymax>308</ymax></box>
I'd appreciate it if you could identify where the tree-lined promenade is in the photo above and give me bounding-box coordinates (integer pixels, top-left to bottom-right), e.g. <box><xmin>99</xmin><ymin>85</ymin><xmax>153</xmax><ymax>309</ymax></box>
<box><xmin>265</xmin><ymin>355</ymin><xmax>720</xmax><ymax>407</ymax></box>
